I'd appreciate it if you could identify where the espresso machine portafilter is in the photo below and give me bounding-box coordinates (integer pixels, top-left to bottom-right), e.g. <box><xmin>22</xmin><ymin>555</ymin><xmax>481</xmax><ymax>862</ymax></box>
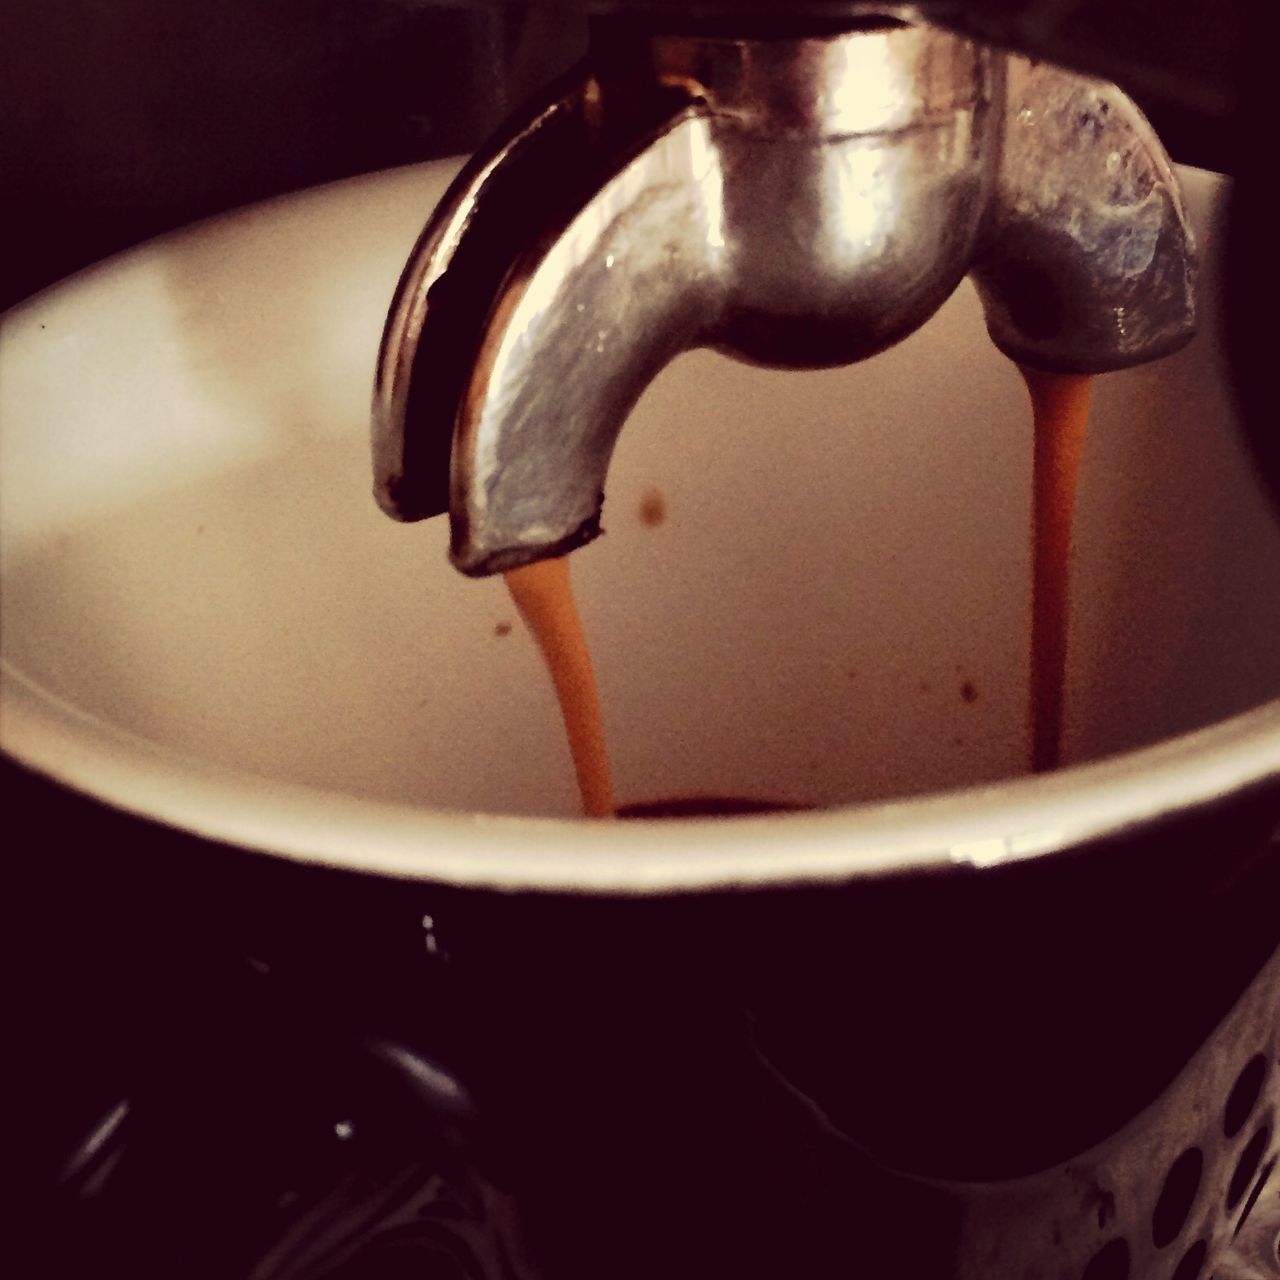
<box><xmin>370</xmin><ymin>0</ymin><xmax>1271</xmax><ymax>574</ymax></box>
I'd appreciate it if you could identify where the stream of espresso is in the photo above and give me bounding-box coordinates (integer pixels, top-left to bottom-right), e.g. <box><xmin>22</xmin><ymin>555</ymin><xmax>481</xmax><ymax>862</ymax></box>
<box><xmin>507</xmin><ymin>365</ymin><xmax>1093</xmax><ymax>815</ymax></box>
<box><xmin>1022</xmin><ymin>367</ymin><xmax>1093</xmax><ymax>774</ymax></box>
<box><xmin>504</xmin><ymin>556</ymin><xmax>616</xmax><ymax>817</ymax></box>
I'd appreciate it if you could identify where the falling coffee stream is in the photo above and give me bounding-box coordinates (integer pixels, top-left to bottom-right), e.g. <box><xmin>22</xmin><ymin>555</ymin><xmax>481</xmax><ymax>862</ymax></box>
<box><xmin>507</xmin><ymin>366</ymin><xmax>1092</xmax><ymax>814</ymax></box>
<box><xmin>504</xmin><ymin>556</ymin><xmax>616</xmax><ymax>817</ymax></box>
<box><xmin>1021</xmin><ymin>366</ymin><xmax>1093</xmax><ymax>774</ymax></box>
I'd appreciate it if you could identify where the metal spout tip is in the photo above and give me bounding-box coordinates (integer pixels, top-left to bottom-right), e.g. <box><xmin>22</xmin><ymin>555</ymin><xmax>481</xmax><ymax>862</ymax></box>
<box><xmin>449</xmin><ymin>512</ymin><xmax>605</xmax><ymax>578</ymax></box>
<box><xmin>372</xmin><ymin>475</ymin><xmax>418</xmax><ymax>523</ymax></box>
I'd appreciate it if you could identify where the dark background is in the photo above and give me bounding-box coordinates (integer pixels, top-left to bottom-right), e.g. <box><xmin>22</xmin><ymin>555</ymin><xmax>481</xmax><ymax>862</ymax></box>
<box><xmin>0</xmin><ymin>0</ymin><xmax>589</xmax><ymax>312</ymax></box>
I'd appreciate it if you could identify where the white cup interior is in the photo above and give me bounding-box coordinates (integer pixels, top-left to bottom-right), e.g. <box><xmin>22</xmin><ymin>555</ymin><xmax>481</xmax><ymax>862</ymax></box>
<box><xmin>2</xmin><ymin>161</ymin><xmax>1279</xmax><ymax>824</ymax></box>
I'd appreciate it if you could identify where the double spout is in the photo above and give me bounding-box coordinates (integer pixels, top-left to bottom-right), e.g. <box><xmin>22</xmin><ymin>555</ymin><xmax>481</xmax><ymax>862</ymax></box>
<box><xmin>373</xmin><ymin>13</ymin><xmax>1196</xmax><ymax>576</ymax></box>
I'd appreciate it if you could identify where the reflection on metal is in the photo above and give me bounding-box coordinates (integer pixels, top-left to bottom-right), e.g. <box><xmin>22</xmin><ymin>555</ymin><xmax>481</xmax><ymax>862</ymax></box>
<box><xmin>374</xmin><ymin>13</ymin><xmax>1196</xmax><ymax>577</ymax></box>
<box><xmin>56</xmin><ymin>1098</ymin><xmax>130</xmax><ymax>1198</ymax></box>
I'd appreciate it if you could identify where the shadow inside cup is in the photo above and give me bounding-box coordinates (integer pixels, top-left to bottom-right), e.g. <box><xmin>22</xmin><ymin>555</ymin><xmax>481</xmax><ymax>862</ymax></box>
<box><xmin>617</xmin><ymin>795</ymin><xmax>805</xmax><ymax>819</ymax></box>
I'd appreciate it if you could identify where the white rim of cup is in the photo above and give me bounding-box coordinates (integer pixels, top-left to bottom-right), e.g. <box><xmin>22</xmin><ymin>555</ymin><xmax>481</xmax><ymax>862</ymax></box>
<box><xmin>4</xmin><ymin>665</ymin><xmax>1278</xmax><ymax>893</ymax></box>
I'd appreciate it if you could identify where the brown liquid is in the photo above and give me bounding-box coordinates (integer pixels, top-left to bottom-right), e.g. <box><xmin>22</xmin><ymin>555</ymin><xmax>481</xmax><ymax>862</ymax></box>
<box><xmin>504</xmin><ymin>556</ymin><xmax>616</xmax><ymax>817</ymax></box>
<box><xmin>618</xmin><ymin>796</ymin><xmax>802</xmax><ymax>819</ymax></box>
<box><xmin>510</xmin><ymin>369</ymin><xmax>1092</xmax><ymax>814</ymax></box>
<box><xmin>1021</xmin><ymin>367</ymin><xmax>1092</xmax><ymax>773</ymax></box>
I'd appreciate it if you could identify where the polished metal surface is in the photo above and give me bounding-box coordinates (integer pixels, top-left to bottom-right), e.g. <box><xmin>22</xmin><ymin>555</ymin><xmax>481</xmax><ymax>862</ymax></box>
<box><xmin>972</xmin><ymin>55</ymin><xmax>1198</xmax><ymax>373</ymax></box>
<box><xmin>374</xmin><ymin>17</ymin><xmax>1195</xmax><ymax>577</ymax></box>
<box><xmin>374</xmin><ymin>15</ymin><xmax>1196</xmax><ymax>578</ymax></box>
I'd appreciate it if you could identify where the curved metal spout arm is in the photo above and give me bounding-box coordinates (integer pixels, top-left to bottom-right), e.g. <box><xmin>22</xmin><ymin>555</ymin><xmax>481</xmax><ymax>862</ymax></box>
<box><xmin>450</xmin><ymin>114</ymin><xmax>725</xmax><ymax>575</ymax></box>
<box><xmin>371</xmin><ymin>64</ymin><xmax>703</xmax><ymax>529</ymax></box>
<box><xmin>375</xmin><ymin>21</ymin><xmax>996</xmax><ymax>574</ymax></box>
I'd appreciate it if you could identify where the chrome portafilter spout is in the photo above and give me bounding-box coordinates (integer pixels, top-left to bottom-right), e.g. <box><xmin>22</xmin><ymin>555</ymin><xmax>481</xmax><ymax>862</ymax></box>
<box><xmin>372</xmin><ymin>8</ymin><xmax>1196</xmax><ymax>576</ymax></box>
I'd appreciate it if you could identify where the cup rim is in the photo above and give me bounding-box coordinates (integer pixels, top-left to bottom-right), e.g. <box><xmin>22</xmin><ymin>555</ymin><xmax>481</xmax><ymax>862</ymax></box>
<box><xmin>4</xmin><ymin>665</ymin><xmax>1277</xmax><ymax>893</ymax></box>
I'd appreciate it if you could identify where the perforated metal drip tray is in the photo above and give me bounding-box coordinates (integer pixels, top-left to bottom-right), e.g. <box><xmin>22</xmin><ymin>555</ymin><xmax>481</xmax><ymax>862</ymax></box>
<box><xmin>1217</xmin><ymin>1166</ymin><xmax>1280</xmax><ymax>1280</ymax></box>
<box><xmin>33</xmin><ymin>941</ymin><xmax>1280</xmax><ymax>1280</ymax></box>
<box><xmin>934</xmin><ymin>939</ymin><xmax>1280</xmax><ymax>1280</ymax></box>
